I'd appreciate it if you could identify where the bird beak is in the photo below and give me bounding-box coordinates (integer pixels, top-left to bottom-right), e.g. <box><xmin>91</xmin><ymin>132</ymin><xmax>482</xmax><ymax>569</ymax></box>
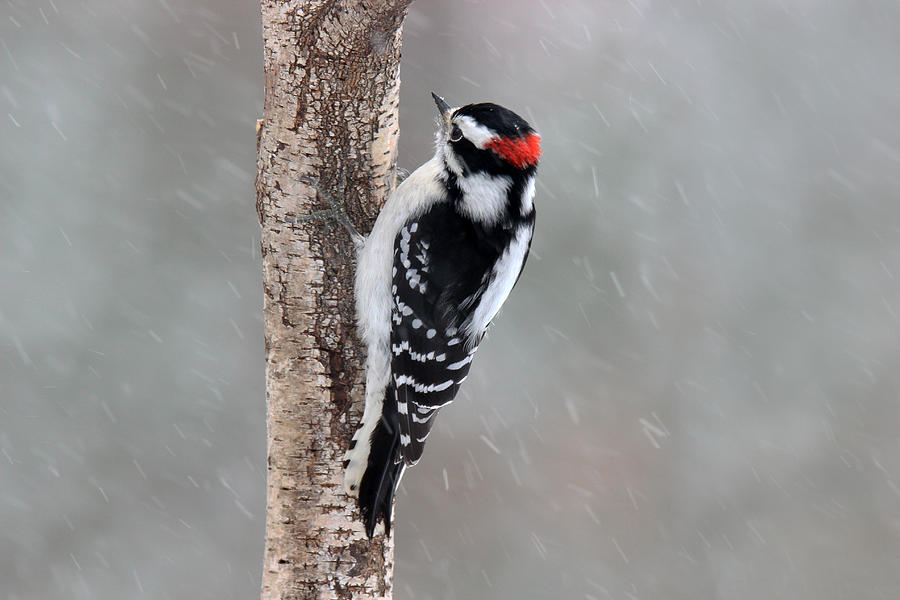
<box><xmin>431</xmin><ymin>91</ymin><xmax>452</xmax><ymax>118</ymax></box>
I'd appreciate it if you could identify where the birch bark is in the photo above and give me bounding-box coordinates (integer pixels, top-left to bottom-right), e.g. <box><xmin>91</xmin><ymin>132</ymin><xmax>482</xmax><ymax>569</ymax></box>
<box><xmin>256</xmin><ymin>2</ymin><xmax>412</xmax><ymax>598</ymax></box>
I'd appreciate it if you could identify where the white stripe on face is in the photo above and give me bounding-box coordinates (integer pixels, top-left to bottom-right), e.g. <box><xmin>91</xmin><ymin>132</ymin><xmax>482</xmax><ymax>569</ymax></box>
<box><xmin>454</xmin><ymin>115</ymin><xmax>496</xmax><ymax>149</ymax></box>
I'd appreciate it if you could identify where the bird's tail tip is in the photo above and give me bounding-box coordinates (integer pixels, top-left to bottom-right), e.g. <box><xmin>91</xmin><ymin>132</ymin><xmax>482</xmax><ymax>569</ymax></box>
<box><xmin>356</xmin><ymin>417</ymin><xmax>405</xmax><ymax>538</ymax></box>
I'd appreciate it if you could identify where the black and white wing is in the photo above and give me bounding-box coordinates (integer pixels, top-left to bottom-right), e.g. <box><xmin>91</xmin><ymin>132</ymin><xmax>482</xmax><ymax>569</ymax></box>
<box><xmin>390</xmin><ymin>202</ymin><xmax>525</xmax><ymax>465</ymax></box>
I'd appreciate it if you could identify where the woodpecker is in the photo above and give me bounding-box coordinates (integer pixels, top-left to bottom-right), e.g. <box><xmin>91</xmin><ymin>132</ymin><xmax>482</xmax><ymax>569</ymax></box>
<box><xmin>344</xmin><ymin>93</ymin><xmax>541</xmax><ymax>537</ymax></box>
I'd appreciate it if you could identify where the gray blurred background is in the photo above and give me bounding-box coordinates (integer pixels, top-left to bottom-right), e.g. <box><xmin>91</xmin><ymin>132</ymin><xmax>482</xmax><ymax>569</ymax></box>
<box><xmin>3</xmin><ymin>0</ymin><xmax>900</xmax><ymax>598</ymax></box>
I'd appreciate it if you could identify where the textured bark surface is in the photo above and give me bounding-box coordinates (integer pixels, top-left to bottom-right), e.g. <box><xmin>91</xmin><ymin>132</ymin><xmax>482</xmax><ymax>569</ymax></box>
<box><xmin>255</xmin><ymin>2</ymin><xmax>412</xmax><ymax>598</ymax></box>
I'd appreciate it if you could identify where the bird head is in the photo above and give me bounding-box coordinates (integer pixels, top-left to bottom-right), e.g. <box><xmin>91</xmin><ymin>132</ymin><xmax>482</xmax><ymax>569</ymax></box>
<box><xmin>431</xmin><ymin>92</ymin><xmax>542</xmax><ymax>177</ymax></box>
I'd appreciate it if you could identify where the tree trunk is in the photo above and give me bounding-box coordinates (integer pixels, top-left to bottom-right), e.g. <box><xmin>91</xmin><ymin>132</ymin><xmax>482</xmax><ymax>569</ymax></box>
<box><xmin>255</xmin><ymin>2</ymin><xmax>412</xmax><ymax>598</ymax></box>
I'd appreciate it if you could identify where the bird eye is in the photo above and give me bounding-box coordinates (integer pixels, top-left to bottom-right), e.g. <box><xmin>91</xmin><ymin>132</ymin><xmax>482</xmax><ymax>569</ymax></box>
<box><xmin>449</xmin><ymin>124</ymin><xmax>463</xmax><ymax>142</ymax></box>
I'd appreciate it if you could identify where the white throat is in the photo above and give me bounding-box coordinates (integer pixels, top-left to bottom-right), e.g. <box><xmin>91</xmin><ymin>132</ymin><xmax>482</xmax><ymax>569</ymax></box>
<box><xmin>455</xmin><ymin>171</ymin><xmax>512</xmax><ymax>226</ymax></box>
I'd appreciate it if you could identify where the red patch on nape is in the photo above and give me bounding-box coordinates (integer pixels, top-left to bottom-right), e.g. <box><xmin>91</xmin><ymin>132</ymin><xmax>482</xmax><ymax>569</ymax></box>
<box><xmin>486</xmin><ymin>133</ymin><xmax>542</xmax><ymax>169</ymax></box>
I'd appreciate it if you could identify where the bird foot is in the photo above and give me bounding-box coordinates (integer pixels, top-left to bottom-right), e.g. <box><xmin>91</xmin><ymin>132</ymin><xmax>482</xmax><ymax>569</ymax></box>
<box><xmin>288</xmin><ymin>171</ymin><xmax>365</xmax><ymax>249</ymax></box>
<box><xmin>395</xmin><ymin>167</ymin><xmax>410</xmax><ymax>187</ymax></box>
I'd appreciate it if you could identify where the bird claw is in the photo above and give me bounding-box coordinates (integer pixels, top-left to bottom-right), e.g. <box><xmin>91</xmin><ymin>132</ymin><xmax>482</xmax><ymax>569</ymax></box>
<box><xmin>395</xmin><ymin>168</ymin><xmax>411</xmax><ymax>186</ymax></box>
<box><xmin>291</xmin><ymin>171</ymin><xmax>365</xmax><ymax>249</ymax></box>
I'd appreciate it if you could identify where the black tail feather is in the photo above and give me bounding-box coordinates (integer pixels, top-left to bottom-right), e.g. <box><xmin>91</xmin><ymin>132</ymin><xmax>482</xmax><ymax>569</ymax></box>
<box><xmin>357</xmin><ymin>399</ymin><xmax>404</xmax><ymax>538</ymax></box>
